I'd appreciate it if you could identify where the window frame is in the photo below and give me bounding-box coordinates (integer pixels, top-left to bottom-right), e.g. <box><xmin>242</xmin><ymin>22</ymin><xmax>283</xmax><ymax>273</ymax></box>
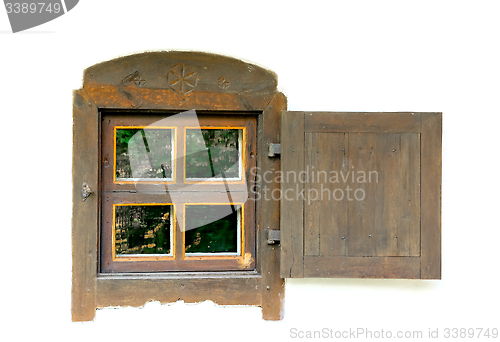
<box><xmin>184</xmin><ymin>126</ymin><xmax>245</xmax><ymax>183</ymax></box>
<box><xmin>114</xmin><ymin>125</ymin><xmax>177</xmax><ymax>183</ymax></box>
<box><xmin>112</xmin><ymin>203</ymin><xmax>176</xmax><ymax>261</ymax></box>
<box><xmin>72</xmin><ymin>51</ymin><xmax>285</xmax><ymax>321</ymax></box>
<box><xmin>100</xmin><ymin>112</ymin><xmax>257</xmax><ymax>273</ymax></box>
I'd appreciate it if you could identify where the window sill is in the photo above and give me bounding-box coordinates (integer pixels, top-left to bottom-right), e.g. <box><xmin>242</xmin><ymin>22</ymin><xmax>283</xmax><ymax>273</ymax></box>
<box><xmin>97</xmin><ymin>270</ymin><xmax>261</xmax><ymax>280</ymax></box>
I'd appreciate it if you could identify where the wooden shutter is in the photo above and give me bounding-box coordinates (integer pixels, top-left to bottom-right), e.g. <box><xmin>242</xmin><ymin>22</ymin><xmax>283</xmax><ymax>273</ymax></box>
<box><xmin>280</xmin><ymin>112</ymin><xmax>441</xmax><ymax>279</ymax></box>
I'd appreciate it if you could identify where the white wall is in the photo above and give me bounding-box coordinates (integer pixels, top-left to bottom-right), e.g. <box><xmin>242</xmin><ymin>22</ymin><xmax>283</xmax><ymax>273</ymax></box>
<box><xmin>2</xmin><ymin>1</ymin><xmax>499</xmax><ymax>340</ymax></box>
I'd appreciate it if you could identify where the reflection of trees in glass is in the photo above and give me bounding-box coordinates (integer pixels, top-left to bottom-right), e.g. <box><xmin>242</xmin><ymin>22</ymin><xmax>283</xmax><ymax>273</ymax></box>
<box><xmin>115</xmin><ymin>129</ymin><xmax>173</xmax><ymax>179</ymax></box>
<box><xmin>185</xmin><ymin>129</ymin><xmax>240</xmax><ymax>179</ymax></box>
<box><xmin>115</xmin><ymin>205</ymin><xmax>172</xmax><ymax>255</ymax></box>
<box><xmin>185</xmin><ymin>205</ymin><xmax>240</xmax><ymax>254</ymax></box>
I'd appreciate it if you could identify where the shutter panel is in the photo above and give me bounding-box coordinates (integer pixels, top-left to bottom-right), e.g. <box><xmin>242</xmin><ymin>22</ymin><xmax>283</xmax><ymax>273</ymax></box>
<box><xmin>280</xmin><ymin>112</ymin><xmax>441</xmax><ymax>279</ymax></box>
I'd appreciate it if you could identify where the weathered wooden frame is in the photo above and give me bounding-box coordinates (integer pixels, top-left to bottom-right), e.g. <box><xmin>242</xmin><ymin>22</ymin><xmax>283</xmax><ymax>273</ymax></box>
<box><xmin>72</xmin><ymin>52</ymin><xmax>286</xmax><ymax>321</ymax></box>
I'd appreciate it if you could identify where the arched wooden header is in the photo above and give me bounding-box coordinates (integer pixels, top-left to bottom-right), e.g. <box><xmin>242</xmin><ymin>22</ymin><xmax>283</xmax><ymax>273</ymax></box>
<box><xmin>83</xmin><ymin>51</ymin><xmax>279</xmax><ymax>111</ymax></box>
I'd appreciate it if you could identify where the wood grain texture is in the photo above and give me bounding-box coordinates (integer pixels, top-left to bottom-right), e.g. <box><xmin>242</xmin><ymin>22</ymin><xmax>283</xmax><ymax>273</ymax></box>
<box><xmin>96</xmin><ymin>274</ymin><xmax>262</xmax><ymax>308</ymax></box>
<box><xmin>303</xmin><ymin>256</ymin><xmax>421</xmax><ymax>279</ymax></box>
<box><xmin>420</xmin><ymin>113</ymin><xmax>442</xmax><ymax>279</ymax></box>
<box><xmin>83</xmin><ymin>51</ymin><xmax>277</xmax><ymax>110</ymax></box>
<box><xmin>281</xmin><ymin>112</ymin><xmax>441</xmax><ymax>280</ymax></box>
<box><xmin>85</xmin><ymin>87</ymin><xmax>274</xmax><ymax>112</ymax></box>
<box><xmin>304</xmin><ymin>133</ymin><xmax>348</xmax><ymax>257</ymax></box>
<box><xmin>347</xmin><ymin>133</ymin><xmax>420</xmax><ymax>257</ymax></box>
<box><xmin>302</xmin><ymin>132</ymin><xmax>420</xmax><ymax>259</ymax></box>
<box><xmin>259</xmin><ymin>93</ymin><xmax>286</xmax><ymax>320</ymax></box>
<box><xmin>72</xmin><ymin>89</ymin><xmax>99</xmax><ymax>321</ymax></box>
<box><xmin>304</xmin><ymin>112</ymin><xmax>422</xmax><ymax>133</ymax></box>
<box><xmin>304</xmin><ymin>133</ymin><xmax>319</xmax><ymax>256</ymax></box>
<box><xmin>280</xmin><ymin>111</ymin><xmax>305</xmax><ymax>278</ymax></box>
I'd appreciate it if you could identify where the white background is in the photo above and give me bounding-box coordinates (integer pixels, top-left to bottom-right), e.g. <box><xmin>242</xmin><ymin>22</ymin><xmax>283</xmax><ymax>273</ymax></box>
<box><xmin>1</xmin><ymin>1</ymin><xmax>499</xmax><ymax>340</ymax></box>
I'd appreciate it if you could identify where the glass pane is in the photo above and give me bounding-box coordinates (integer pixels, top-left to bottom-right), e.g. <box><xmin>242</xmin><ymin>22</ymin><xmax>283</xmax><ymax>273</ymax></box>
<box><xmin>116</xmin><ymin>128</ymin><xmax>174</xmax><ymax>181</ymax></box>
<box><xmin>185</xmin><ymin>205</ymin><xmax>241</xmax><ymax>255</ymax></box>
<box><xmin>115</xmin><ymin>205</ymin><xmax>173</xmax><ymax>256</ymax></box>
<box><xmin>185</xmin><ymin>129</ymin><xmax>241</xmax><ymax>180</ymax></box>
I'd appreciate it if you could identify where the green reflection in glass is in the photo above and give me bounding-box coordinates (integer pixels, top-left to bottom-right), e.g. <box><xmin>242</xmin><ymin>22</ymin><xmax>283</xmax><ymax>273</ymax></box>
<box><xmin>185</xmin><ymin>129</ymin><xmax>240</xmax><ymax>180</ymax></box>
<box><xmin>185</xmin><ymin>205</ymin><xmax>240</xmax><ymax>254</ymax></box>
<box><xmin>116</xmin><ymin>128</ymin><xmax>173</xmax><ymax>180</ymax></box>
<box><xmin>114</xmin><ymin>205</ymin><xmax>172</xmax><ymax>256</ymax></box>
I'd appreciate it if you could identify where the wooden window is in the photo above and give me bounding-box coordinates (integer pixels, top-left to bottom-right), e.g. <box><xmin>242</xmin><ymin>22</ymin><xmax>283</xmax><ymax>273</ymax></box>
<box><xmin>72</xmin><ymin>52</ymin><xmax>441</xmax><ymax>322</ymax></box>
<box><xmin>100</xmin><ymin>113</ymin><xmax>256</xmax><ymax>273</ymax></box>
<box><xmin>73</xmin><ymin>52</ymin><xmax>285</xmax><ymax>322</ymax></box>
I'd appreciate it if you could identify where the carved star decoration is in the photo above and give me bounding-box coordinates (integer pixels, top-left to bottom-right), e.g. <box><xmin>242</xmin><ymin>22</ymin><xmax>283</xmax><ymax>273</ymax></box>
<box><xmin>167</xmin><ymin>64</ymin><xmax>198</xmax><ymax>94</ymax></box>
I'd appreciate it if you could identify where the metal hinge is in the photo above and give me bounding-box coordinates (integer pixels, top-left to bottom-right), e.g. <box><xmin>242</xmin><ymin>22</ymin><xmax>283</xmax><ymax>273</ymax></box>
<box><xmin>267</xmin><ymin>230</ymin><xmax>280</xmax><ymax>245</ymax></box>
<box><xmin>268</xmin><ymin>143</ymin><xmax>281</xmax><ymax>158</ymax></box>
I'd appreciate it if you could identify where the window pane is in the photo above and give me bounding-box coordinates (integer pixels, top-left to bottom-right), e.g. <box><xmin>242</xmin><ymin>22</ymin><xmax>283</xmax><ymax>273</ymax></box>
<box><xmin>115</xmin><ymin>205</ymin><xmax>173</xmax><ymax>256</ymax></box>
<box><xmin>185</xmin><ymin>129</ymin><xmax>241</xmax><ymax>180</ymax></box>
<box><xmin>185</xmin><ymin>205</ymin><xmax>241</xmax><ymax>255</ymax></box>
<box><xmin>116</xmin><ymin>128</ymin><xmax>174</xmax><ymax>181</ymax></box>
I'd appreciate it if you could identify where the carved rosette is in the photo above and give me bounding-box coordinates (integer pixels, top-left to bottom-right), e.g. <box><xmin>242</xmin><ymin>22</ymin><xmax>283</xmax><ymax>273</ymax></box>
<box><xmin>167</xmin><ymin>64</ymin><xmax>198</xmax><ymax>94</ymax></box>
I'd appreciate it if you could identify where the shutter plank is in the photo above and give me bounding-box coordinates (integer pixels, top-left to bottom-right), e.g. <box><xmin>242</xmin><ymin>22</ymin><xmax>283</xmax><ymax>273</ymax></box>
<box><xmin>304</xmin><ymin>133</ymin><xmax>320</xmax><ymax>256</ymax></box>
<box><xmin>304</xmin><ymin>133</ymin><xmax>348</xmax><ymax>257</ymax></box>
